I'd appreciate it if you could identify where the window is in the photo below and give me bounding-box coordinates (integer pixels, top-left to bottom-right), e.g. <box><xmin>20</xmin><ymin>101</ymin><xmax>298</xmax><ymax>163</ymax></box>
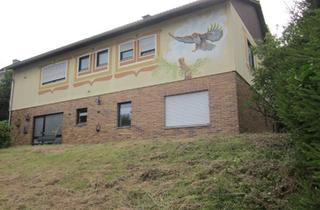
<box><xmin>139</xmin><ymin>35</ymin><xmax>156</xmax><ymax>56</ymax></box>
<box><xmin>165</xmin><ymin>91</ymin><xmax>210</xmax><ymax>128</ymax></box>
<box><xmin>76</xmin><ymin>108</ymin><xmax>88</xmax><ymax>124</ymax></box>
<box><xmin>96</xmin><ymin>49</ymin><xmax>109</xmax><ymax>67</ymax></box>
<box><xmin>78</xmin><ymin>55</ymin><xmax>90</xmax><ymax>72</ymax></box>
<box><xmin>41</xmin><ymin>61</ymin><xmax>67</xmax><ymax>85</ymax></box>
<box><xmin>33</xmin><ymin>113</ymin><xmax>63</xmax><ymax>145</ymax></box>
<box><xmin>248</xmin><ymin>41</ymin><xmax>255</xmax><ymax>69</ymax></box>
<box><xmin>118</xmin><ymin>102</ymin><xmax>132</xmax><ymax>127</ymax></box>
<box><xmin>120</xmin><ymin>41</ymin><xmax>134</xmax><ymax>61</ymax></box>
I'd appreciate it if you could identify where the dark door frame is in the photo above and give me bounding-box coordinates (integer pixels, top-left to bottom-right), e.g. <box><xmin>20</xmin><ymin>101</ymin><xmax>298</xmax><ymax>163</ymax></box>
<box><xmin>32</xmin><ymin>112</ymin><xmax>64</xmax><ymax>145</ymax></box>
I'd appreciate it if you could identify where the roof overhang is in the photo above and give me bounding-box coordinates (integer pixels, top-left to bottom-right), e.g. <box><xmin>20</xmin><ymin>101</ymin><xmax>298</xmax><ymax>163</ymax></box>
<box><xmin>243</xmin><ymin>0</ymin><xmax>268</xmax><ymax>37</ymax></box>
<box><xmin>2</xmin><ymin>0</ymin><xmax>266</xmax><ymax>71</ymax></box>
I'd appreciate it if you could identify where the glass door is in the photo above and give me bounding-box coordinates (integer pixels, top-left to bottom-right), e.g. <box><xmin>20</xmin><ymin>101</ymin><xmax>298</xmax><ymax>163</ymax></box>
<box><xmin>32</xmin><ymin>113</ymin><xmax>63</xmax><ymax>145</ymax></box>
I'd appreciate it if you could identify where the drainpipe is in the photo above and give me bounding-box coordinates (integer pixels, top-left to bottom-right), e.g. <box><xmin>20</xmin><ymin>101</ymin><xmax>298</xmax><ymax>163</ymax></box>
<box><xmin>8</xmin><ymin>71</ymin><xmax>14</xmax><ymax>125</ymax></box>
<box><xmin>8</xmin><ymin>59</ymin><xmax>19</xmax><ymax>125</ymax></box>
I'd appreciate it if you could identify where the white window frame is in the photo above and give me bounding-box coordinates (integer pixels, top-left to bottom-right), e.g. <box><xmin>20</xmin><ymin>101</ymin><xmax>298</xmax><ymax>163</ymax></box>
<box><xmin>119</xmin><ymin>40</ymin><xmax>135</xmax><ymax>63</ymax></box>
<box><xmin>165</xmin><ymin>91</ymin><xmax>210</xmax><ymax>128</ymax></box>
<box><xmin>76</xmin><ymin>108</ymin><xmax>88</xmax><ymax>125</ymax></box>
<box><xmin>77</xmin><ymin>54</ymin><xmax>91</xmax><ymax>74</ymax></box>
<box><xmin>41</xmin><ymin>60</ymin><xmax>68</xmax><ymax>86</ymax></box>
<box><xmin>95</xmin><ymin>48</ymin><xmax>110</xmax><ymax>68</ymax></box>
<box><xmin>138</xmin><ymin>34</ymin><xmax>156</xmax><ymax>57</ymax></box>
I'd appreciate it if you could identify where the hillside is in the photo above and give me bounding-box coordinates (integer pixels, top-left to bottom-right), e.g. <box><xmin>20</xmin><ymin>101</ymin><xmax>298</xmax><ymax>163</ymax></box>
<box><xmin>0</xmin><ymin>134</ymin><xmax>296</xmax><ymax>210</ymax></box>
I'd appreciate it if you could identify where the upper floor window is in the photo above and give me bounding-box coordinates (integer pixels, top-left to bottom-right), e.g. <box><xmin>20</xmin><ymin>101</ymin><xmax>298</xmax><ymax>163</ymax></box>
<box><xmin>119</xmin><ymin>41</ymin><xmax>134</xmax><ymax>62</ymax></box>
<box><xmin>96</xmin><ymin>49</ymin><xmax>109</xmax><ymax>67</ymax></box>
<box><xmin>248</xmin><ymin>41</ymin><xmax>255</xmax><ymax>69</ymax></box>
<box><xmin>78</xmin><ymin>55</ymin><xmax>90</xmax><ymax>73</ymax></box>
<box><xmin>41</xmin><ymin>61</ymin><xmax>67</xmax><ymax>85</ymax></box>
<box><xmin>139</xmin><ymin>35</ymin><xmax>156</xmax><ymax>56</ymax></box>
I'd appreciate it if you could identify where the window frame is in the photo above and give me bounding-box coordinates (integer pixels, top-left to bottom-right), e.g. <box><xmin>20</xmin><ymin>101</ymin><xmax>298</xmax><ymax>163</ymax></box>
<box><xmin>138</xmin><ymin>34</ymin><xmax>156</xmax><ymax>57</ymax></box>
<box><xmin>77</xmin><ymin>54</ymin><xmax>91</xmax><ymax>74</ymax></box>
<box><xmin>76</xmin><ymin>108</ymin><xmax>88</xmax><ymax>125</ymax></box>
<box><xmin>117</xmin><ymin>101</ymin><xmax>132</xmax><ymax>128</ymax></box>
<box><xmin>247</xmin><ymin>41</ymin><xmax>255</xmax><ymax>69</ymax></box>
<box><xmin>96</xmin><ymin>48</ymin><xmax>109</xmax><ymax>68</ymax></box>
<box><xmin>41</xmin><ymin>60</ymin><xmax>68</xmax><ymax>86</ymax></box>
<box><xmin>119</xmin><ymin>40</ymin><xmax>135</xmax><ymax>63</ymax></box>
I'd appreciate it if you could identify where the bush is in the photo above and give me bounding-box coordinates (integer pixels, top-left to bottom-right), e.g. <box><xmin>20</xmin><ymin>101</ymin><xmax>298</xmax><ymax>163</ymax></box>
<box><xmin>0</xmin><ymin>121</ymin><xmax>11</xmax><ymax>148</ymax></box>
<box><xmin>253</xmin><ymin>4</ymin><xmax>320</xmax><ymax>208</ymax></box>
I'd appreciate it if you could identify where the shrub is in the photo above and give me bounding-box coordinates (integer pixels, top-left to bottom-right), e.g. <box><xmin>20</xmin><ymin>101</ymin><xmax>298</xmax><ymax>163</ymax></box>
<box><xmin>253</xmin><ymin>3</ymin><xmax>320</xmax><ymax>208</ymax></box>
<box><xmin>0</xmin><ymin>121</ymin><xmax>11</xmax><ymax>148</ymax></box>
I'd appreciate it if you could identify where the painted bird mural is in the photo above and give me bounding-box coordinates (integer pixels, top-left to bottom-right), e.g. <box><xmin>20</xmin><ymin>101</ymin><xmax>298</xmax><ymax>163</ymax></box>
<box><xmin>169</xmin><ymin>23</ymin><xmax>223</xmax><ymax>52</ymax></box>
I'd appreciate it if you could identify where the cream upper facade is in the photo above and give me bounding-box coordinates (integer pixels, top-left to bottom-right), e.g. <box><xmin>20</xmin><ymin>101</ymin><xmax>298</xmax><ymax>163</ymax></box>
<box><xmin>9</xmin><ymin>0</ymin><xmax>265</xmax><ymax>111</ymax></box>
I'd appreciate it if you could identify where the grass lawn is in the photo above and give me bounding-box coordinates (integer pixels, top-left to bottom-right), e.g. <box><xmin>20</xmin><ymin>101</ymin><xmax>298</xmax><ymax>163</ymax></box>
<box><xmin>0</xmin><ymin>134</ymin><xmax>296</xmax><ymax>210</ymax></box>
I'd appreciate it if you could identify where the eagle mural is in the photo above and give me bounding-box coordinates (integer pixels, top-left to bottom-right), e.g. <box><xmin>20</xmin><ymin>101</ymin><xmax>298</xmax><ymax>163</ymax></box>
<box><xmin>169</xmin><ymin>23</ymin><xmax>223</xmax><ymax>52</ymax></box>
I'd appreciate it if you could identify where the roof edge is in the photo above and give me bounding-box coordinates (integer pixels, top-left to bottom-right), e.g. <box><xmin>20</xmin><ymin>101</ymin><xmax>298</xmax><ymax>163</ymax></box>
<box><xmin>3</xmin><ymin>0</ymin><xmax>266</xmax><ymax>71</ymax></box>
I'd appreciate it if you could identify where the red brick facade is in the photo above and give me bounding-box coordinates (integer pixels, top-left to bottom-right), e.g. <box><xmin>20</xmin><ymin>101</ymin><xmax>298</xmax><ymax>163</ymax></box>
<box><xmin>11</xmin><ymin>71</ymin><xmax>270</xmax><ymax>145</ymax></box>
<box><xmin>236</xmin><ymin>73</ymin><xmax>272</xmax><ymax>133</ymax></box>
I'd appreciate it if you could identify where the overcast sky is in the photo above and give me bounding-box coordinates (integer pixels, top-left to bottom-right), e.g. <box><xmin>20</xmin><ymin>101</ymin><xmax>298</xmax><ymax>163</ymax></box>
<box><xmin>0</xmin><ymin>0</ymin><xmax>296</xmax><ymax>68</ymax></box>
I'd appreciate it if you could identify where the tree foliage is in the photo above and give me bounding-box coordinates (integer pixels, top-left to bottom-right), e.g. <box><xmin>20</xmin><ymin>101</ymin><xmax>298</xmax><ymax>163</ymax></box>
<box><xmin>0</xmin><ymin>121</ymin><xmax>11</xmax><ymax>148</ymax></box>
<box><xmin>0</xmin><ymin>71</ymin><xmax>12</xmax><ymax>121</ymax></box>
<box><xmin>253</xmin><ymin>1</ymin><xmax>320</xmax><ymax>208</ymax></box>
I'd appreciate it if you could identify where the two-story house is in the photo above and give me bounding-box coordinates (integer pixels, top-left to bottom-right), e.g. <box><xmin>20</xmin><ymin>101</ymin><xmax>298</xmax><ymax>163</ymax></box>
<box><xmin>3</xmin><ymin>0</ymin><xmax>270</xmax><ymax>145</ymax></box>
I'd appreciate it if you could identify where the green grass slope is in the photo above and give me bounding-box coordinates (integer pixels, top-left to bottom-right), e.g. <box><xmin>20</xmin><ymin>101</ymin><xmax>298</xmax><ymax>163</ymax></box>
<box><xmin>0</xmin><ymin>134</ymin><xmax>296</xmax><ymax>210</ymax></box>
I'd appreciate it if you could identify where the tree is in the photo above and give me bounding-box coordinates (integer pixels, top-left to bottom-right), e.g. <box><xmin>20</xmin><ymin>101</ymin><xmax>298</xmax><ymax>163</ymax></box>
<box><xmin>0</xmin><ymin>71</ymin><xmax>12</xmax><ymax>121</ymax></box>
<box><xmin>253</xmin><ymin>1</ymin><xmax>320</xmax><ymax>208</ymax></box>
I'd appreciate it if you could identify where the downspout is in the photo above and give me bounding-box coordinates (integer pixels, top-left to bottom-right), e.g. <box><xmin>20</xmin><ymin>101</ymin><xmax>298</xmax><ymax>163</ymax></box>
<box><xmin>8</xmin><ymin>70</ymin><xmax>14</xmax><ymax>125</ymax></box>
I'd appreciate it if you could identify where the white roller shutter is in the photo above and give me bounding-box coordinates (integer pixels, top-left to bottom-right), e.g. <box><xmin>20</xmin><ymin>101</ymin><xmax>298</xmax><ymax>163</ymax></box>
<box><xmin>120</xmin><ymin>41</ymin><xmax>133</xmax><ymax>52</ymax></box>
<box><xmin>165</xmin><ymin>91</ymin><xmax>210</xmax><ymax>128</ymax></box>
<box><xmin>41</xmin><ymin>61</ymin><xmax>67</xmax><ymax>85</ymax></box>
<box><xmin>139</xmin><ymin>35</ymin><xmax>155</xmax><ymax>53</ymax></box>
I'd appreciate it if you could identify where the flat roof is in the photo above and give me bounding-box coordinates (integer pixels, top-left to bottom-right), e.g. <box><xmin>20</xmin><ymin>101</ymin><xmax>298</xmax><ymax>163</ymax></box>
<box><xmin>2</xmin><ymin>0</ymin><xmax>266</xmax><ymax>71</ymax></box>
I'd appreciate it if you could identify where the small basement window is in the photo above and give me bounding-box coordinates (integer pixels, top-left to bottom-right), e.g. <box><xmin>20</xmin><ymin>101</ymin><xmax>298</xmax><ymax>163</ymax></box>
<box><xmin>119</xmin><ymin>41</ymin><xmax>134</xmax><ymax>62</ymax></box>
<box><xmin>78</xmin><ymin>55</ymin><xmax>90</xmax><ymax>73</ymax></box>
<box><xmin>118</xmin><ymin>102</ymin><xmax>132</xmax><ymax>127</ymax></box>
<box><xmin>248</xmin><ymin>41</ymin><xmax>255</xmax><ymax>69</ymax></box>
<box><xmin>139</xmin><ymin>35</ymin><xmax>156</xmax><ymax>56</ymax></box>
<box><xmin>96</xmin><ymin>49</ymin><xmax>109</xmax><ymax>67</ymax></box>
<box><xmin>76</xmin><ymin>108</ymin><xmax>88</xmax><ymax>124</ymax></box>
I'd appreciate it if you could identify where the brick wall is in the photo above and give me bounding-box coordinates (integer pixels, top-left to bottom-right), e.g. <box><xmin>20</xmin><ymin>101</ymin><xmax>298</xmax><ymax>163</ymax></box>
<box><xmin>235</xmin><ymin>73</ymin><xmax>273</xmax><ymax>133</ymax></box>
<box><xmin>11</xmin><ymin>71</ymin><xmax>269</xmax><ymax>145</ymax></box>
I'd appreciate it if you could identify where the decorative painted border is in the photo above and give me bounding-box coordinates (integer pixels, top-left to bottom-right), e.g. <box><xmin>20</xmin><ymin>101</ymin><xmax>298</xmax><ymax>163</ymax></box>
<box><xmin>38</xmin><ymin>84</ymin><xmax>69</xmax><ymax>95</ymax></box>
<box><xmin>116</xmin><ymin>31</ymin><xmax>160</xmax><ymax>71</ymax></box>
<box><xmin>73</xmin><ymin>75</ymin><xmax>113</xmax><ymax>87</ymax></box>
<box><xmin>113</xmin><ymin>31</ymin><xmax>161</xmax><ymax>79</ymax></box>
<box><xmin>38</xmin><ymin>60</ymin><xmax>70</xmax><ymax>95</ymax></box>
<box><xmin>72</xmin><ymin>47</ymin><xmax>113</xmax><ymax>87</ymax></box>
<box><xmin>114</xmin><ymin>65</ymin><xmax>158</xmax><ymax>79</ymax></box>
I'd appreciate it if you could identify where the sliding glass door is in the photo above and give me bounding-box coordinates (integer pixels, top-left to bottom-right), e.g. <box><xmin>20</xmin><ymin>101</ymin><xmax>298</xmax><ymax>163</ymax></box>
<box><xmin>33</xmin><ymin>113</ymin><xmax>63</xmax><ymax>145</ymax></box>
